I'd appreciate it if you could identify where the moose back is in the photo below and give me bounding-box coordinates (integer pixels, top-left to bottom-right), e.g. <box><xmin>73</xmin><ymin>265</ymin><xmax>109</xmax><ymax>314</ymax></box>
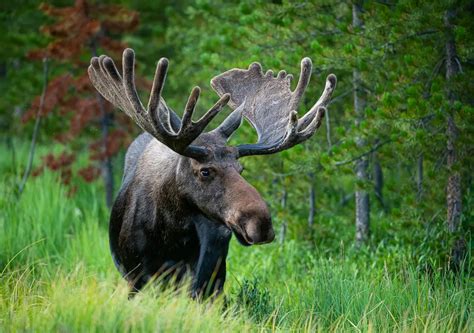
<box><xmin>88</xmin><ymin>49</ymin><xmax>336</xmax><ymax>298</ymax></box>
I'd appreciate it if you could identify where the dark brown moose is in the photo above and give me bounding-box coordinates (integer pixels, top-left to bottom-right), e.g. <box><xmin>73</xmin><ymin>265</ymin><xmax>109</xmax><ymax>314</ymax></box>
<box><xmin>88</xmin><ymin>49</ymin><xmax>336</xmax><ymax>298</ymax></box>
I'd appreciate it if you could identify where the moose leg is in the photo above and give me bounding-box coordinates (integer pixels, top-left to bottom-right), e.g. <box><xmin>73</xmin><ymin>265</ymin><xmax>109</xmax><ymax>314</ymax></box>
<box><xmin>192</xmin><ymin>217</ymin><xmax>232</xmax><ymax>299</ymax></box>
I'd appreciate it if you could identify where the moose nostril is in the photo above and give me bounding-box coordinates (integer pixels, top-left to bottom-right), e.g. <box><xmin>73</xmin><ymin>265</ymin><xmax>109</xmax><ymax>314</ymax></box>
<box><xmin>244</xmin><ymin>221</ymin><xmax>259</xmax><ymax>243</ymax></box>
<box><xmin>242</xmin><ymin>216</ymin><xmax>275</xmax><ymax>244</ymax></box>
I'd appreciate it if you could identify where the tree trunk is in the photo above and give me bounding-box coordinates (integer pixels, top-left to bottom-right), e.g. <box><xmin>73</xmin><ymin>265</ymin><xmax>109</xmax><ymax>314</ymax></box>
<box><xmin>98</xmin><ymin>94</ymin><xmax>114</xmax><ymax>208</ymax></box>
<box><xmin>91</xmin><ymin>44</ymin><xmax>114</xmax><ymax>208</ymax></box>
<box><xmin>18</xmin><ymin>58</ymin><xmax>49</xmax><ymax>196</ymax></box>
<box><xmin>444</xmin><ymin>9</ymin><xmax>466</xmax><ymax>271</ymax></box>
<box><xmin>373</xmin><ymin>147</ymin><xmax>385</xmax><ymax>212</ymax></box>
<box><xmin>325</xmin><ymin>107</ymin><xmax>332</xmax><ymax>149</ymax></box>
<box><xmin>353</xmin><ymin>1</ymin><xmax>370</xmax><ymax>246</ymax></box>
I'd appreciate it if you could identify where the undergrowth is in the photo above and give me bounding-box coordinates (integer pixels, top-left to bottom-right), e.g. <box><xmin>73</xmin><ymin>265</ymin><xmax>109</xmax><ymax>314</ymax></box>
<box><xmin>0</xmin><ymin>143</ymin><xmax>471</xmax><ymax>332</ymax></box>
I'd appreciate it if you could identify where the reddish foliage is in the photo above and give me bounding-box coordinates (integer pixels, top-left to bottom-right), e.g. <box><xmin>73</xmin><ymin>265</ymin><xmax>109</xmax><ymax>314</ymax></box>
<box><xmin>78</xmin><ymin>166</ymin><xmax>101</xmax><ymax>182</ymax></box>
<box><xmin>73</xmin><ymin>72</ymin><xmax>95</xmax><ymax>93</ymax></box>
<box><xmin>42</xmin><ymin>152</ymin><xmax>75</xmax><ymax>171</ymax></box>
<box><xmin>98</xmin><ymin>36</ymin><xmax>127</xmax><ymax>56</ymax></box>
<box><xmin>25</xmin><ymin>0</ymin><xmax>140</xmax><ymax>191</ymax></box>
<box><xmin>32</xmin><ymin>166</ymin><xmax>44</xmax><ymax>177</ymax></box>
<box><xmin>67</xmin><ymin>186</ymin><xmax>78</xmax><ymax>197</ymax></box>
<box><xmin>29</xmin><ymin>0</ymin><xmax>139</xmax><ymax>61</ymax></box>
<box><xmin>61</xmin><ymin>168</ymin><xmax>72</xmax><ymax>185</ymax></box>
<box><xmin>29</xmin><ymin>152</ymin><xmax>76</xmax><ymax>186</ymax></box>
<box><xmin>65</xmin><ymin>97</ymin><xmax>100</xmax><ymax>138</ymax></box>
<box><xmin>22</xmin><ymin>74</ymin><xmax>73</xmax><ymax>122</ymax></box>
<box><xmin>89</xmin><ymin>129</ymin><xmax>128</xmax><ymax>161</ymax></box>
<box><xmin>98</xmin><ymin>4</ymin><xmax>139</xmax><ymax>32</ymax></box>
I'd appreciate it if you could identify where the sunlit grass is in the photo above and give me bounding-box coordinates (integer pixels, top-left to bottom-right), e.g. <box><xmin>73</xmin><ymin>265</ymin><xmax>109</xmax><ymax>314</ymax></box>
<box><xmin>0</xmin><ymin>143</ymin><xmax>472</xmax><ymax>332</ymax></box>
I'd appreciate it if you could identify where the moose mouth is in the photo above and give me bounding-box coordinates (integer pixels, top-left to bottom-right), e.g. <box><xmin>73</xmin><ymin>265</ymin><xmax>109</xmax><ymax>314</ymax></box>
<box><xmin>228</xmin><ymin>224</ymin><xmax>253</xmax><ymax>247</ymax></box>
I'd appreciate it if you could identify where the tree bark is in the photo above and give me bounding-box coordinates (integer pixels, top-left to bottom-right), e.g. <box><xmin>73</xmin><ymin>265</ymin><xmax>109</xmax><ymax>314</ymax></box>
<box><xmin>353</xmin><ymin>1</ymin><xmax>370</xmax><ymax>246</ymax></box>
<box><xmin>444</xmin><ymin>9</ymin><xmax>465</xmax><ymax>271</ymax></box>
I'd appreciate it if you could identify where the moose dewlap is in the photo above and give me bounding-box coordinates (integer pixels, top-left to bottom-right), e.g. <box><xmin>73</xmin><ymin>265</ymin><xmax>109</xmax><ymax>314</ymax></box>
<box><xmin>88</xmin><ymin>48</ymin><xmax>336</xmax><ymax>298</ymax></box>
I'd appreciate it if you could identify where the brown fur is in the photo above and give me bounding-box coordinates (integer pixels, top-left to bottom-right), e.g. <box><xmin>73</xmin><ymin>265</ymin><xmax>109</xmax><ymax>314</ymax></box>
<box><xmin>110</xmin><ymin>132</ymin><xmax>274</xmax><ymax>298</ymax></box>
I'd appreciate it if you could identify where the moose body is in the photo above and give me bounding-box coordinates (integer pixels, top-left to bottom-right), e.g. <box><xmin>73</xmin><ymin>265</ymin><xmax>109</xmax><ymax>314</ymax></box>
<box><xmin>110</xmin><ymin>132</ymin><xmax>271</xmax><ymax>296</ymax></box>
<box><xmin>88</xmin><ymin>49</ymin><xmax>336</xmax><ymax>297</ymax></box>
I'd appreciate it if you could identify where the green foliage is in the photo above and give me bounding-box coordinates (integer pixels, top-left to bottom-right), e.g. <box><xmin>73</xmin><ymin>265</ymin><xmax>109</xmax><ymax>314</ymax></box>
<box><xmin>234</xmin><ymin>278</ymin><xmax>273</xmax><ymax>323</ymax></box>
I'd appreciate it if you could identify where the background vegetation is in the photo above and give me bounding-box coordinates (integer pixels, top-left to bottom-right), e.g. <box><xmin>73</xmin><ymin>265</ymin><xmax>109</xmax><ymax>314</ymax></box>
<box><xmin>0</xmin><ymin>0</ymin><xmax>472</xmax><ymax>331</ymax></box>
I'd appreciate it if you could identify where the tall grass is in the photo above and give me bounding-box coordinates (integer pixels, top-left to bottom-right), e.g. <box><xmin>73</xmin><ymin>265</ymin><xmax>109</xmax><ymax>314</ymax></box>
<box><xmin>0</xmin><ymin>143</ymin><xmax>472</xmax><ymax>332</ymax></box>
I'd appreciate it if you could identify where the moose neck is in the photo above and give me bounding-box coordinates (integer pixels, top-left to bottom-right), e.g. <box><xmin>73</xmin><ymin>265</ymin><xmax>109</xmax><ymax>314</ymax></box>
<box><xmin>133</xmin><ymin>139</ymin><xmax>195</xmax><ymax>224</ymax></box>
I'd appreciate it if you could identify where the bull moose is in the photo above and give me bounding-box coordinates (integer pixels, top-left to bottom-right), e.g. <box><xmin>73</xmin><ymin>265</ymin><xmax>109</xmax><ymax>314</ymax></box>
<box><xmin>88</xmin><ymin>49</ymin><xmax>336</xmax><ymax>298</ymax></box>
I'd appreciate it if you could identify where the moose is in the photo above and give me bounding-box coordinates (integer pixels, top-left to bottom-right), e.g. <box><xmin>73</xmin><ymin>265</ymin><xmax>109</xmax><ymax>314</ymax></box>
<box><xmin>88</xmin><ymin>49</ymin><xmax>336</xmax><ymax>298</ymax></box>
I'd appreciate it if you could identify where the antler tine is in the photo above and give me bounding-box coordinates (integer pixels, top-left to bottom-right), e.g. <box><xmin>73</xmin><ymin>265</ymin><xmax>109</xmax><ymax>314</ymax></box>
<box><xmin>146</xmin><ymin>57</ymin><xmax>181</xmax><ymax>135</ymax></box>
<box><xmin>238</xmin><ymin>110</ymin><xmax>300</xmax><ymax>157</ymax></box>
<box><xmin>290</xmin><ymin>57</ymin><xmax>312</xmax><ymax>110</ymax></box>
<box><xmin>122</xmin><ymin>49</ymin><xmax>146</xmax><ymax>115</ymax></box>
<box><xmin>181</xmin><ymin>87</ymin><xmax>200</xmax><ymax>129</ymax></box>
<box><xmin>298</xmin><ymin>106</ymin><xmax>326</xmax><ymax>141</ymax></box>
<box><xmin>147</xmin><ymin>57</ymin><xmax>168</xmax><ymax>113</ymax></box>
<box><xmin>100</xmin><ymin>56</ymin><xmax>136</xmax><ymax>118</ymax></box>
<box><xmin>298</xmin><ymin>74</ymin><xmax>336</xmax><ymax>131</ymax></box>
<box><xmin>277</xmin><ymin>110</ymin><xmax>299</xmax><ymax>149</ymax></box>
<box><xmin>89</xmin><ymin>56</ymin><xmax>133</xmax><ymax>122</ymax></box>
<box><xmin>210</xmin><ymin>100</ymin><xmax>245</xmax><ymax>139</ymax></box>
<box><xmin>194</xmin><ymin>93</ymin><xmax>231</xmax><ymax>133</ymax></box>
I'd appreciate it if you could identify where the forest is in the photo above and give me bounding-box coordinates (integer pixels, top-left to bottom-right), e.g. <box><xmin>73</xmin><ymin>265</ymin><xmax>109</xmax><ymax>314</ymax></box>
<box><xmin>0</xmin><ymin>0</ymin><xmax>472</xmax><ymax>331</ymax></box>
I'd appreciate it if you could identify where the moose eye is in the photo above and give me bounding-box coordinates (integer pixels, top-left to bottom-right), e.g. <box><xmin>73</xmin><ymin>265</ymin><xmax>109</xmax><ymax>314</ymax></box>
<box><xmin>200</xmin><ymin>168</ymin><xmax>211</xmax><ymax>177</ymax></box>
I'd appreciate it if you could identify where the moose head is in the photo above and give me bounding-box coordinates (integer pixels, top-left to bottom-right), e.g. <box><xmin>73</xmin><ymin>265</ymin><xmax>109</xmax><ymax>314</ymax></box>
<box><xmin>88</xmin><ymin>49</ymin><xmax>336</xmax><ymax>246</ymax></box>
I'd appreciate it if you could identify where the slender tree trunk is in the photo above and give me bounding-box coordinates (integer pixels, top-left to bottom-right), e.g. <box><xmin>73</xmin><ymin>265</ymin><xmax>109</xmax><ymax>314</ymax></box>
<box><xmin>98</xmin><ymin>94</ymin><xmax>114</xmax><ymax>208</ymax></box>
<box><xmin>353</xmin><ymin>1</ymin><xmax>370</xmax><ymax>246</ymax></box>
<box><xmin>325</xmin><ymin>108</ymin><xmax>332</xmax><ymax>149</ymax></box>
<box><xmin>308</xmin><ymin>173</ymin><xmax>316</xmax><ymax>227</ymax></box>
<box><xmin>18</xmin><ymin>58</ymin><xmax>49</xmax><ymax>196</ymax></box>
<box><xmin>373</xmin><ymin>147</ymin><xmax>385</xmax><ymax>211</ymax></box>
<box><xmin>271</xmin><ymin>176</ymin><xmax>278</xmax><ymax>201</ymax></box>
<box><xmin>91</xmin><ymin>44</ymin><xmax>114</xmax><ymax>208</ymax></box>
<box><xmin>444</xmin><ymin>9</ymin><xmax>466</xmax><ymax>271</ymax></box>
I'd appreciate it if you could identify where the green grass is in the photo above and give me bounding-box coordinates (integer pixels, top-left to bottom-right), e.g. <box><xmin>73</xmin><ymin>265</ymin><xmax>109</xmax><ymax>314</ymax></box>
<box><xmin>0</xmin><ymin>143</ymin><xmax>472</xmax><ymax>332</ymax></box>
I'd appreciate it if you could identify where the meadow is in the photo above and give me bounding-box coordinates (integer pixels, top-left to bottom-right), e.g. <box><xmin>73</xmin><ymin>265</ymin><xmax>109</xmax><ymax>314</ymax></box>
<box><xmin>0</xmin><ymin>143</ymin><xmax>471</xmax><ymax>332</ymax></box>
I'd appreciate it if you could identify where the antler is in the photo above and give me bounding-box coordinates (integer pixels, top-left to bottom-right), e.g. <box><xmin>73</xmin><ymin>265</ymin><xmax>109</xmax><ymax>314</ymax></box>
<box><xmin>211</xmin><ymin>58</ymin><xmax>336</xmax><ymax>157</ymax></box>
<box><xmin>88</xmin><ymin>48</ymin><xmax>230</xmax><ymax>159</ymax></box>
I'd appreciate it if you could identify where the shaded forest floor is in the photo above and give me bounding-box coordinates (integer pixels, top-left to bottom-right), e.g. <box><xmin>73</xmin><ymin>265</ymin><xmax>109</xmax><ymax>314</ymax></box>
<box><xmin>0</xmin><ymin>144</ymin><xmax>472</xmax><ymax>332</ymax></box>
